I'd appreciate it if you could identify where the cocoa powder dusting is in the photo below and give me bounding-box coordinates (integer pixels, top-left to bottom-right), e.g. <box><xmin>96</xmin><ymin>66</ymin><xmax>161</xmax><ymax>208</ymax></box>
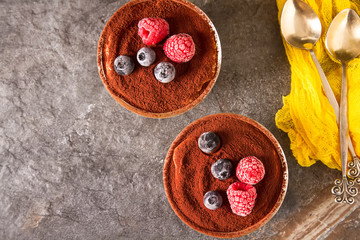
<box><xmin>165</xmin><ymin>114</ymin><xmax>285</xmax><ymax>233</ymax></box>
<box><xmin>100</xmin><ymin>0</ymin><xmax>217</xmax><ymax>113</ymax></box>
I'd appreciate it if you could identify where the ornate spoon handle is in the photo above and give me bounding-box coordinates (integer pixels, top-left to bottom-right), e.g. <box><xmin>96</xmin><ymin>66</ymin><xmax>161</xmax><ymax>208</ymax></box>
<box><xmin>348</xmin><ymin>156</ymin><xmax>360</xmax><ymax>183</ymax></box>
<box><xmin>331</xmin><ymin>177</ymin><xmax>358</xmax><ymax>204</ymax></box>
<box><xmin>309</xmin><ymin>50</ymin><xmax>359</xmax><ymax>182</ymax></box>
<box><xmin>331</xmin><ymin>64</ymin><xmax>358</xmax><ymax>203</ymax></box>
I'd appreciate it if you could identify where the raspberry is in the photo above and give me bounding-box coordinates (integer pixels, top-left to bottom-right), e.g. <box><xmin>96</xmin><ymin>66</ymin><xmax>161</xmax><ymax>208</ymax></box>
<box><xmin>138</xmin><ymin>18</ymin><xmax>169</xmax><ymax>45</ymax></box>
<box><xmin>163</xmin><ymin>34</ymin><xmax>195</xmax><ymax>63</ymax></box>
<box><xmin>236</xmin><ymin>156</ymin><xmax>265</xmax><ymax>185</ymax></box>
<box><xmin>227</xmin><ymin>182</ymin><xmax>257</xmax><ymax>216</ymax></box>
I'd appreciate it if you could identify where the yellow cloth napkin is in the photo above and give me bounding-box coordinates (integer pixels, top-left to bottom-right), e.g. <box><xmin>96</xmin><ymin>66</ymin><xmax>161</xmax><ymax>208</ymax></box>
<box><xmin>275</xmin><ymin>0</ymin><xmax>360</xmax><ymax>170</ymax></box>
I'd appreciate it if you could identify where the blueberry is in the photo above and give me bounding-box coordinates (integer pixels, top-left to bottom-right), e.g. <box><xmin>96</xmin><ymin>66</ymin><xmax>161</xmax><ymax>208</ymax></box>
<box><xmin>137</xmin><ymin>47</ymin><xmax>156</xmax><ymax>67</ymax></box>
<box><xmin>154</xmin><ymin>62</ymin><xmax>175</xmax><ymax>83</ymax></box>
<box><xmin>198</xmin><ymin>132</ymin><xmax>221</xmax><ymax>154</ymax></box>
<box><xmin>203</xmin><ymin>191</ymin><xmax>223</xmax><ymax>210</ymax></box>
<box><xmin>211</xmin><ymin>159</ymin><xmax>233</xmax><ymax>180</ymax></box>
<box><xmin>114</xmin><ymin>55</ymin><xmax>135</xmax><ymax>75</ymax></box>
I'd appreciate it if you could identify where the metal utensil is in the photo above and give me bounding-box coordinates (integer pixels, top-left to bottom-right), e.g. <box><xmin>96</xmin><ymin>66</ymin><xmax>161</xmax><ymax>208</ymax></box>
<box><xmin>280</xmin><ymin>0</ymin><xmax>335</xmax><ymax>110</ymax></box>
<box><xmin>281</xmin><ymin>0</ymin><xmax>360</xmax><ymax>181</ymax></box>
<box><xmin>325</xmin><ymin>9</ymin><xmax>360</xmax><ymax>204</ymax></box>
<box><xmin>280</xmin><ymin>0</ymin><xmax>328</xmax><ymax>88</ymax></box>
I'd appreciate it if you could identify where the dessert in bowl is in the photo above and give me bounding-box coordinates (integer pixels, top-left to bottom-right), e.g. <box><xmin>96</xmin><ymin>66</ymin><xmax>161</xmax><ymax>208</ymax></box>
<box><xmin>163</xmin><ymin>113</ymin><xmax>288</xmax><ymax>238</ymax></box>
<box><xmin>97</xmin><ymin>0</ymin><xmax>221</xmax><ymax>118</ymax></box>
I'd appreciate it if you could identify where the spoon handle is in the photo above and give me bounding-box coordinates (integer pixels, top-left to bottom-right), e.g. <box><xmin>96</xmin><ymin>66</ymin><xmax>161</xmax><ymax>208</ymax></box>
<box><xmin>309</xmin><ymin>49</ymin><xmax>339</xmax><ymax>120</ymax></box>
<box><xmin>340</xmin><ymin>63</ymin><xmax>348</xmax><ymax>177</ymax></box>
<box><xmin>309</xmin><ymin>50</ymin><xmax>358</xmax><ymax>159</ymax></box>
<box><xmin>331</xmin><ymin>64</ymin><xmax>358</xmax><ymax>204</ymax></box>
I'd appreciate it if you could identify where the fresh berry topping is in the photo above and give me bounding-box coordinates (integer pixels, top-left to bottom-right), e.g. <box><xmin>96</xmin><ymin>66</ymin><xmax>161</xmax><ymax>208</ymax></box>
<box><xmin>138</xmin><ymin>17</ymin><xmax>169</xmax><ymax>45</ymax></box>
<box><xmin>154</xmin><ymin>62</ymin><xmax>175</xmax><ymax>83</ymax></box>
<box><xmin>236</xmin><ymin>156</ymin><xmax>265</xmax><ymax>185</ymax></box>
<box><xmin>163</xmin><ymin>34</ymin><xmax>195</xmax><ymax>63</ymax></box>
<box><xmin>227</xmin><ymin>182</ymin><xmax>257</xmax><ymax>216</ymax></box>
<box><xmin>114</xmin><ymin>55</ymin><xmax>135</xmax><ymax>76</ymax></box>
<box><xmin>203</xmin><ymin>191</ymin><xmax>223</xmax><ymax>210</ymax></box>
<box><xmin>198</xmin><ymin>132</ymin><xmax>221</xmax><ymax>154</ymax></box>
<box><xmin>211</xmin><ymin>159</ymin><xmax>233</xmax><ymax>180</ymax></box>
<box><xmin>137</xmin><ymin>47</ymin><xmax>156</xmax><ymax>67</ymax></box>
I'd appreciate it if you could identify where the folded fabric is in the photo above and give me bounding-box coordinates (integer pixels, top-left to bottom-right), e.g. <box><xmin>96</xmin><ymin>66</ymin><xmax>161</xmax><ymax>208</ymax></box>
<box><xmin>275</xmin><ymin>0</ymin><xmax>360</xmax><ymax>170</ymax></box>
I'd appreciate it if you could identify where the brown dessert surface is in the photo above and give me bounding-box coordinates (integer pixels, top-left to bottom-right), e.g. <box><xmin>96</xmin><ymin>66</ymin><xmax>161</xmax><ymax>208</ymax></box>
<box><xmin>99</xmin><ymin>0</ymin><xmax>218</xmax><ymax>113</ymax></box>
<box><xmin>164</xmin><ymin>113</ymin><xmax>286</xmax><ymax>235</ymax></box>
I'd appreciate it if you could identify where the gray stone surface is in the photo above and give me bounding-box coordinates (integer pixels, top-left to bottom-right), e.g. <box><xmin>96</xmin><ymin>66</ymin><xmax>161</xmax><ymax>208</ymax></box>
<box><xmin>0</xmin><ymin>0</ymin><xmax>358</xmax><ymax>239</ymax></box>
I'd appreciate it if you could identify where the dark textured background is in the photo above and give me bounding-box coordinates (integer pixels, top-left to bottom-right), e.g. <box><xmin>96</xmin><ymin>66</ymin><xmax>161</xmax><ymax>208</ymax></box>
<box><xmin>0</xmin><ymin>0</ymin><xmax>359</xmax><ymax>239</ymax></box>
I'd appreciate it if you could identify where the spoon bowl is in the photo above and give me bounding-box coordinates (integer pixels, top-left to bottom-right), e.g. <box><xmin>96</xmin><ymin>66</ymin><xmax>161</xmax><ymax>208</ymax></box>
<box><xmin>325</xmin><ymin>9</ymin><xmax>360</xmax><ymax>62</ymax></box>
<box><xmin>280</xmin><ymin>0</ymin><xmax>322</xmax><ymax>50</ymax></box>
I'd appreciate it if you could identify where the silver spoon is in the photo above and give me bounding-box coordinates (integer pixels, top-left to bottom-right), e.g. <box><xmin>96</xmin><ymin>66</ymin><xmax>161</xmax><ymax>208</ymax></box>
<box><xmin>280</xmin><ymin>0</ymin><xmax>338</xmax><ymax>110</ymax></box>
<box><xmin>281</xmin><ymin>0</ymin><xmax>360</xmax><ymax>181</ymax></box>
<box><xmin>325</xmin><ymin>9</ymin><xmax>360</xmax><ymax>204</ymax></box>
